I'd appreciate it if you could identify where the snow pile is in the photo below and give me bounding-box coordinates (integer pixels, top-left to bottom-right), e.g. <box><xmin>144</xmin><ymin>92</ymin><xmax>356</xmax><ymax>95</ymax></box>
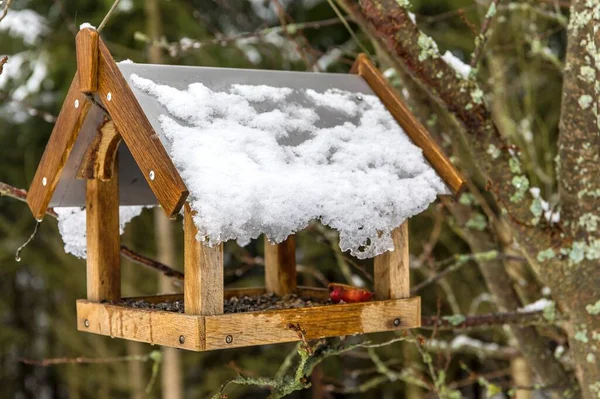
<box><xmin>0</xmin><ymin>9</ymin><xmax>48</xmax><ymax>45</ymax></box>
<box><xmin>55</xmin><ymin>207</ymin><xmax>146</xmax><ymax>258</ymax></box>
<box><xmin>442</xmin><ymin>51</ymin><xmax>471</xmax><ymax>79</ymax></box>
<box><xmin>130</xmin><ymin>76</ymin><xmax>448</xmax><ymax>258</ymax></box>
<box><xmin>518</xmin><ymin>298</ymin><xmax>554</xmax><ymax>313</ymax></box>
<box><xmin>0</xmin><ymin>52</ymin><xmax>48</xmax><ymax>101</ymax></box>
<box><xmin>79</xmin><ymin>22</ymin><xmax>96</xmax><ymax>30</ymax></box>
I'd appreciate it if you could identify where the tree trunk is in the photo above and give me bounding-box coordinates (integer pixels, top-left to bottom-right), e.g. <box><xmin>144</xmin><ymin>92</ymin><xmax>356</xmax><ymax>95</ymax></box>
<box><xmin>146</xmin><ymin>1</ymin><xmax>185</xmax><ymax>398</ymax></box>
<box><xmin>335</xmin><ymin>0</ymin><xmax>600</xmax><ymax>396</ymax></box>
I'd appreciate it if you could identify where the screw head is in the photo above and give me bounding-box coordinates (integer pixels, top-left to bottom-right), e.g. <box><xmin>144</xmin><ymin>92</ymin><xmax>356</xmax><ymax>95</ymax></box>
<box><xmin>179</xmin><ymin>335</ymin><xmax>185</xmax><ymax>344</ymax></box>
<box><xmin>225</xmin><ymin>335</ymin><xmax>233</xmax><ymax>344</ymax></box>
<box><xmin>42</xmin><ymin>177</ymin><xmax>47</xmax><ymax>186</ymax></box>
<box><xmin>84</xmin><ymin>319</ymin><xmax>90</xmax><ymax>328</ymax></box>
<box><xmin>107</xmin><ymin>92</ymin><xmax>112</xmax><ymax>101</ymax></box>
<box><xmin>393</xmin><ymin>318</ymin><xmax>401</xmax><ymax>327</ymax></box>
<box><xmin>356</xmin><ymin>94</ymin><xmax>363</xmax><ymax>101</ymax></box>
<box><xmin>149</xmin><ymin>170</ymin><xmax>155</xmax><ymax>180</ymax></box>
<box><xmin>74</xmin><ymin>99</ymin><xmax>79</xmax><ymax>108</ymax></box>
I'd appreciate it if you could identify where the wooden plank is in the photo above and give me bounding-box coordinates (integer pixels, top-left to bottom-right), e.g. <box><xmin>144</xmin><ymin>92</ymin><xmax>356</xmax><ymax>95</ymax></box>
<box><xmin>352</xmin><ymin>54</ymin><xmax>466</xmax><ymax>196</ymax></box>
<box><xmin>26</xmin><ymin>74</ymin><xmax>91</xmax><ymax>221</ymax></box>
<box><xmin>77</xmin><ymin>300</ymin><xmax>204</xmax><ymax>351</ymax></box>
<box><xmin>76</xmin><ymin>28</ymin><xmax>99</xmax><ymax>93</ymax></box>
<box><xmin>78</xmin><ymin>119</ymin><xmax>121</xmax><ymax>180</ymax></box>
<box><xmin>97</xmin><ymin>39</ymin><xmax>188</xmax><ymax>217</ymax></box>
<box><xmin>204</xmin><ymin>297</ymin><xmax>420</xmax><ymax>350</ymax></box>
<box><xmin>264</xmin><ymin>236</ymin><xmax>297</xmax><ymax>296</ymax></box>
<box><xmin>184</xmin><ymin>204</ymin><xmax>223</xmax><ymax>315</ymax></box>
<box><xmin>374</xmin><ymin>222</ymin><xmax>410</xmax><ymax>300</ymax></box>
<box><xmin>86</xmin><ymin>166</ymin><xmax>120</xmax><ymax>302</ymax></box>
<box><xmin>76</xmin><ymin>294</ymin><xmax>419</xmax><ymax>351</ymax></box>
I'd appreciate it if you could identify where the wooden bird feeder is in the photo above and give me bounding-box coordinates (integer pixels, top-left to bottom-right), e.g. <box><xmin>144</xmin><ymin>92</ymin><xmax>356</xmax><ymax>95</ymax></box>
<box><xmin>26</xmin><ymin>28</ymin><xmax>465</xmax><ymax>351</ymax></box>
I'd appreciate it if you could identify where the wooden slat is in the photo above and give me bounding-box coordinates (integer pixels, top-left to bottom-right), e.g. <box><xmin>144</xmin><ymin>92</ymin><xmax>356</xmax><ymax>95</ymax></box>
<box><xmin>76</xmin><ymin>296</ymin><xmax>419</xmax><ymax>351</ymax></box>
<box><xmin>78</xmin><ymin>119</ymin><xmax>121</xmax><ymax>180</ymax></box>
<box><xmin>264</xmin><ymin>236</ymin><xmax>297</xmax><ymax>296</ymax></box>
<box><xmin>26</xmin><ymin>75</ymin><xmax>91</xmax><ymax>220</ymax></box>
<box><xmin>352</xmin><ymin>54</ymin><xmax>466</xmax><ymax>196</ymax></box>
<box><xmin>75</xmin><ymin>28</ymin><xmax>99</xmax><ymax>93</ymax></box>
<box><xmin>184</xmin><ymin>204</ymin><xmax>223</xmax><ymax>315</ymax></box>
<box><xmin>97</xmin><ymin>39</ymin><xmax>188</xmax><ymax>217</ymax></box>
<box><xmin>86</xmin><ymin>166</ymin><xmax>120</xmax><ymax>302</ymax></box>
<box><xmin>77</xmin><ymin>300</ymin><xmax>204</xmax><ymax>351</ymax></box>
<box><xmin>374</xmin><ymin>222</ymin><xmax>410</xmax><ymax>300</ymax></box>
<box><xmin>204</xmin><ymin>297</ymin><xmax>420</xmax><ymax>350</ymax></box>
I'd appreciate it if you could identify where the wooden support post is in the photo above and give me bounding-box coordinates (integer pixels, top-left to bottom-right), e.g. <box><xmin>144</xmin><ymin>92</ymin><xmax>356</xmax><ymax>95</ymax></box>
<box><xmin>76</xmin><ymin>28</ymin><xmax>99</xmax><ymax>93</ymax></box>
<box><xmin>184</xmin><ymin>204</ymin><xmax>223</xmax><ymax>315</ymax></box>
<box><xmin>374</xmin><ymin>222</ymin><xmax>410</xmax><ymax>300</ymax></box>
<box><xmin>86</xmin><ymin>162</ymin><xmax>120</xmax><ymax>302</ymax></box>
<box><xmin>264</xmin><ymin>236</ymin><xmax>297</xmax><ymax>296</ymax></box>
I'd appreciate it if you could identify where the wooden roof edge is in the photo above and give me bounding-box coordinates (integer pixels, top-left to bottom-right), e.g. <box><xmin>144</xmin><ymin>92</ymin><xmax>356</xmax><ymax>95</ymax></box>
<box><xmin>26</xmin><ymin>74</ymin><xmax>91</xmax><ymax>220</ymax></box>
<box><xmin>351</xmin><ymin>53</ymin><xmax>467</xmax><ymax>197</ymax></box>
<box><xmin>27</xmin><ymin>29</ymin><xmax>188</xmax><ymax>219</ymax></box>
<box><xmin>95</xmin><ymin>37</ymin><xmax>188</xmax><ymax>217</ymax></box>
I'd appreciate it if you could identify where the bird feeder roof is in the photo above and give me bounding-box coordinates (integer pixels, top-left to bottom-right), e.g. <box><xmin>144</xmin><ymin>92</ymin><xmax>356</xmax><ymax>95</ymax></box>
<box><xmin>27</xmin><ymin>30</ymin><xmax>465</xmax><ymax>258</ymax></box>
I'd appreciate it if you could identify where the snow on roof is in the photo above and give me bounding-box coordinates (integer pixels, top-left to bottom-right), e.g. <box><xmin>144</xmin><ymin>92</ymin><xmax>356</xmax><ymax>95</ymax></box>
<box><xmin>56</xmin><ymin>206</ymin><xmax>145</xmax><ymax>258</ymax></box>
<box><xmin>124</xmin><ymin>68</ymin><xmax>448</xmax><ymax>258</ymax></box>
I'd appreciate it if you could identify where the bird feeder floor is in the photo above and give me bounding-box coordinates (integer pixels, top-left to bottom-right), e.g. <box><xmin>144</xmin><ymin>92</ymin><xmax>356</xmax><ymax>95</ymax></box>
<box><xmin>76</xmin><ymin>287</ymin><xmax>420</xmax><ymax>351</ymax></box>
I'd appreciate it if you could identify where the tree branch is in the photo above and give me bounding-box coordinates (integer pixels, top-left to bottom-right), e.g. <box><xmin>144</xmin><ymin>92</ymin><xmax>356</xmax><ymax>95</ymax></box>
<box><xmin>421</xmin><ymin>310</ymin><xmax>559</xmax><ymax>331</ymax></box>
<box><xmin>0</xmin><ymin>181</ymin><xmax>182</xmax><ymax>280</ymax></box>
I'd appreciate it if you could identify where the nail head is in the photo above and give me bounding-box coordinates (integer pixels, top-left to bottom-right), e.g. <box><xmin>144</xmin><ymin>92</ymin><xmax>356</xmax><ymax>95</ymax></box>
<box><xmin>84</xmin><ymin>319</ymin><xmax>90</xmax><ymax>328</ymax></box>
<box><xmin>393</xmin><ymin>318</ymin><xmax>401</xmax><ymax>327</ymax></box>
<box><xmin>107</xmin><ymin>92</ymin><xmax>112</xmax><ymax>101</ymax></box>
<box><xmin>225</xmin><ymin>335</ymin><xmax>233</xmax><ymax>344</ymax></box>
<box><xmin>179</xmin><ymin>335</ymin><xmax>185</xmax><ymax>344</ymax></box>
<box><xmin>74</xmin><ymin>99</ymin><xmax>79</xmax><ymax>108</ymax></box>
<box><xmin>149</xmin><ymin>170</ymin><xmax>155</xmax><ymax>180</ymax></box>
<box><xmin>42</xmin><ymin>177</ymin><xmax>47</xmax><ymax>186</ymax></box>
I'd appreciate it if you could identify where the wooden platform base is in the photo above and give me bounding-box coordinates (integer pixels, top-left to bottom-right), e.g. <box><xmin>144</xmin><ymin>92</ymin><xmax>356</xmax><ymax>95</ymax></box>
<box><xmin>76</xmin><ymin>287</ymin><xmax>420</xmax><ymax>351</ymax></box>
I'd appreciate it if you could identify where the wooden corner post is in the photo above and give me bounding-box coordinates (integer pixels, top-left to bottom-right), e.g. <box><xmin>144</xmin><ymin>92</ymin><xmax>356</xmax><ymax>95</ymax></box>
<box><xmin>86</xmin><ymin>159</ymin><xmax>121</xmax><ymax>302</ymax></box>
<box><xmin>184</xmin><ymin>204</ymin><xmax>224</xmax><ymax>315</ymax></box>
<box><xmin>264</xmin><ymin>236</ymin><xmax>297</xmax><ymax>296</ymax></box>
<box><xmin>374</xmin><ymin>222</ymin><xmax>410</xmax><ymax>300</ymax></box>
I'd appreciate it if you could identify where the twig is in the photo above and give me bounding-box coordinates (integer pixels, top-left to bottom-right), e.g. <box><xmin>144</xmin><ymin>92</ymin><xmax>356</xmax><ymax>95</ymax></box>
<box><xmin>0</xmin><ymin>181</ymin><xmax>182</xmax><ymax>280</ymax></box>
<box><xmin>120</xmin><ymin>245</ymin><xmax>184</xmax><ymax>280</ymax></box>
<box><xmin>0</xmin><ymin>91</ymin><xmax>57</xmax><ymax>123</ymax></box>
<box><xmin>470</xmin><ymin>0</ymin><xmax>501</xmax><ymax>68</ymax></box>
<box><xmin>135</xmin><ymin>17</ymin><xmax>349</xmax><ymax>57</ymax></box>
<box><xmin>0</xmin><ymin>0</ymin><xmax>13</xmax><ymax>24</ymax></box>
<box><xmin>51</xmin><ymin>0</ymin><xmax>77</xmax><ymax>35</ymax></box>
<box><xmin>411</xmin><ymin>250</ymin><xmax>526</xmax><ymax>294</ymax></box>
<box><xmin>20</xmin><ymin>351</ymin><xmax>158</xmax><ymax>366</ymax></box>
<box><xmin>271</xmin><ymin>0</ymin><xmax>317</xmax><ymax>71</ymax></box>
<box><xmin>97</xmin><ymin>0</ymin><xmax>121</xmax><ymax>32</ymax></box>
<box><xmin>0</xmin><ymin>56</ymin><xmax>8</xmax><ymax>75</ymax></box>
<box><xmin>15</xmin><ymin>222</ymin><xmax>40</xmax><ymax>261</ymax></box>
<box><xmin>326</xmin><ymin>0</ymin><xmax>370</xmax><ymax>56</ymax></box>
<box><xmin>421</xmin><ymin>310</ymin><xmax>558</xmax><ymax>331</ymax></box>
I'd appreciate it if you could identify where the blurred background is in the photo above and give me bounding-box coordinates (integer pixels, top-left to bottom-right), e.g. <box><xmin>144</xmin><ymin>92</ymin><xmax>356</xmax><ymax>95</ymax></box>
<box><xmin>0</xmin><ymin>0</ymin><xmax>568</xmax><ymax>398</ymax></box>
